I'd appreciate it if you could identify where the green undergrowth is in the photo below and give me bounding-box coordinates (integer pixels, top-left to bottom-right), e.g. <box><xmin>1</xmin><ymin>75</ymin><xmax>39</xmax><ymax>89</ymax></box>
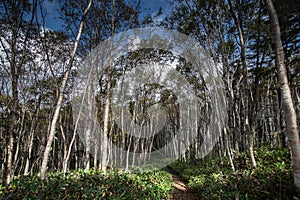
<box><xmin>1</xmin><ymin>169</ymin><xmax>173</xmax><ymax>200</ymax></box>
<box><xmin>169</xmin><ymin>147</ymin><xmax>298</xmax><ymax>199</ymax></box>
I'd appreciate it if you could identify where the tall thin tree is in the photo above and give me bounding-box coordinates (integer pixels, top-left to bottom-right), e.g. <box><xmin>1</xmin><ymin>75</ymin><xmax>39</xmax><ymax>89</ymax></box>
<box><xmin>40</xmin><ymin>0</ymin><xmax>93</xmax><ymax>180</ymax></box>
<box><xmin>101</xmin><ymin>0</ymin><xmax>115</xmax><ymax>174</ymax></box>
<box><xmin>228</xmin><ymin>0</ymin><xmax>257</xmax><ymax>168</ymax></box>
<box><xmin>265</xmin><ymin>0</ymin><xmax>300</xmax><ymax>192</ymax></box>
<box><xmin>0</xmin><ymin>0</ymin><xmax>39</xmax><ymax>185</ymax></box>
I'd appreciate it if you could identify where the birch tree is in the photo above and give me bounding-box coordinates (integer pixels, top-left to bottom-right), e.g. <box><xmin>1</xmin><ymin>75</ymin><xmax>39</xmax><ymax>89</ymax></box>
<box><xmin>0</xmin><ymin>0</ymin><xmax>40</xmax><ymax>185</ymax></box>
<box><xmin>228</xmin><ymin>0</ymin><xmax>257</xmax><ymax>168</ymax></box>
<box><xmin>265</xmin><ymin>0</ymin><xmax>300</xmax><ymax>192</ymax></box>
<box><xmin>40</xmin><ymin>0</ymin><xmax>92</xmax><ymax>180</ymax></box>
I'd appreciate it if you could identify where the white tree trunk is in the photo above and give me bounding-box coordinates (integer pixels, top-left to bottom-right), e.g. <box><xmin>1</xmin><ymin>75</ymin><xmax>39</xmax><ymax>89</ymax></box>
<box><xmin>40</xmin><ymin>0</ymin><xmax>92</xmax><ymax>179</ymax></box>
<box><xmin>265</xmin><ymin>0</ymin><xmax>300</xmax><ymax>192</ymax></box>
<box><xmin>101</xmin><ymin>0</ymin><xmax>115</xmax><ymax>174</ymax></box>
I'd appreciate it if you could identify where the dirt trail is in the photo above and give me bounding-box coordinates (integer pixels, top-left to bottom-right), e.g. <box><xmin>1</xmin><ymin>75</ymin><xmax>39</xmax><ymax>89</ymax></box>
<box><xmin>166</xmin><ymin>167</ymin><xmax>199</xmax><ymax>200</ymax></box>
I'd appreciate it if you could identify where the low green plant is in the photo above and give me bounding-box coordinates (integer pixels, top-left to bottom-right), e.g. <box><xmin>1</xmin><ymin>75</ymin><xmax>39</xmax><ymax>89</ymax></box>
<box><xmin>1</xmin><ymin>169</ymin><xmax>173</xmax><ymax>200</ymax></box>
<box><xmin>169</xmin><ymin>147</ymin><xmax>298</xmax><ymax>199</ymax></box>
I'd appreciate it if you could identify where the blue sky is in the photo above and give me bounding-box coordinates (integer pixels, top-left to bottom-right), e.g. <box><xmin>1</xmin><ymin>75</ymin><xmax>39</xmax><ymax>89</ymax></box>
<box><xmin>39</xmin><ymin>0</ymin><xmax>62</xmax><ymax>30</ymax></box>
<box><xmin>40</xmin><ymin>0</ymin><xmax>175</xmax><ymax>31</ymax></box>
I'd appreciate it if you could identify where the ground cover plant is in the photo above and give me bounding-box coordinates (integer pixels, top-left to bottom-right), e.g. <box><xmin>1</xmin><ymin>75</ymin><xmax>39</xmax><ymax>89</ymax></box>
<box><xmin>1</xmin><ymin>169</ymin><xmax>173</xmax><ymax>200</ymax></box>
<box><xmin>169</xmin><ymin>147</ymin><xmax>298</xmax><ymax>199</ymax></box>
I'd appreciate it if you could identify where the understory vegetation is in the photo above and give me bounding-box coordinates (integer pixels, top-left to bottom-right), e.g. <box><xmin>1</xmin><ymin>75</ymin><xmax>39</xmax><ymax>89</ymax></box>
<box><xmin>170</xmin><ymin>147</ymin><xmax>298</xmax><ymax>199</ymax></box>
<box><xmin>1</xmin><ymin>147</ymin><xmax>298</xmax><ymax>199</ymax></box>
<box><xmin>0</xmin><ymin>170</ymin><xmax>173</xmax><ymax>200</ymax></box>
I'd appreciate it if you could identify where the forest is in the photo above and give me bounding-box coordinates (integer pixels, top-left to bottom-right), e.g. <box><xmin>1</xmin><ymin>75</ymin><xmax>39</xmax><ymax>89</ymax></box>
<box><xmin>0</xmin><ymin>0</ymin><xmax>299</xmax><ymax>199</ymax></box>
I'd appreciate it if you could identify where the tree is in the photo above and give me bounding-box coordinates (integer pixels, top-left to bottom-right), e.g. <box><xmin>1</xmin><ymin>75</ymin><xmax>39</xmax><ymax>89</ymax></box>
<box><xmin>60</xmin><ymin>0</ymin><xmax>140</xmax><ymax>172</ymax></box>
<box><xmin>228</xmin><ymin>0</ymin><xmax>257</xmax><ymax>168</ymax></box>
<box><xmin>0</xmin><ymin>0</ymin><xmax>39</xmax><ymax>185</ymax></box>
<box><xmin>265</xmin><ymin>0</ymin><xmax>300</xmax><ymax>192</ymax></box>
<box><xmin>40</xmin><ymin>0</ymin><xmax>92</xmax><ymax>180</ymax></box>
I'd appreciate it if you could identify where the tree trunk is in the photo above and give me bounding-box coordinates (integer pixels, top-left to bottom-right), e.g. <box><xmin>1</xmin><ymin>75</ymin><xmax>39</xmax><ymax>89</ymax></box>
<box><xmin>40</xmin><ymin>0</ymin><xmax>92</xmax><ymax>180</ymax></box>
<box><xmin>3</xmin><ymin>19</ymin><xmax>19</xmax><ymax>186</ymax></box>
<box><xmin>24</xmin><ymin>97</ymin><xmax>40</xmax><ymax>176</ymax></box>
<box><xmin>265</xmin><ymin>0</ymin><xmax>300</xmax><ymax>192</ymax></box>
<box><xmin>4</xmin><ymin>72</ymin><xmax>18</xmax><ymax>186</ymax></box>
<box><xmin>101</xmin><ymin>0</ymin><xmax>115</xmax><ymax>174</ymax></box>
<box><xmin>228</xmin><ymin>0</ymin><xmax>257</xmax><ymax>168</ymax></box>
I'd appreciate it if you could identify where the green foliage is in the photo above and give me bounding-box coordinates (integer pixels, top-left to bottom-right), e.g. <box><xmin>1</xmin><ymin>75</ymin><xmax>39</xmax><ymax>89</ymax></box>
<box><xmin>170</xmin><ymin>147</ymin><xmax>298</xmax><ymax>199</ymax></box>
<box><xmin>1</xmin><ymin>169</ymin><xmax>173</xmax><ymax>200</ymax></box>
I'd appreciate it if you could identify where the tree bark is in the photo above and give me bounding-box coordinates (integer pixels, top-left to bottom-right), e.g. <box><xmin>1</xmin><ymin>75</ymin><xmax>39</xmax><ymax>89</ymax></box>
<box><xmin>228</xmin><ymin>0</ymin><xmax>257</xmax><ymax>168</ymax></box>
<box><xmin>40</xmin><ymin>0</ymin><xmax>92</xmax><ymax>180</ymax></box>
<box><xmin>1</xmin><ymin>0</ymin><xmax>39</xmax><ymax>185</ymax></box>
<box><xmin>100</xmin><ymin>0</ymin><xmax>115</xmax><ymax>174</ymax></box>
<box><xmin>24</xmin><ymin>97</ymin><xmax>40</xmax><ymax>176</ymax></box>
<box><xmin>265</xmin><ymin>0</ymin><xmax>300</xmax><ymax>192</ymax></box>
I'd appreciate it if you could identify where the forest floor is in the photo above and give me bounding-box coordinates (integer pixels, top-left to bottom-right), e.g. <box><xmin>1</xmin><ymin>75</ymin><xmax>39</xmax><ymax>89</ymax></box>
<box><xmin>166</xmin><ymin>167</ymin><xmax>199</xmax><ymax>200</ymax></box>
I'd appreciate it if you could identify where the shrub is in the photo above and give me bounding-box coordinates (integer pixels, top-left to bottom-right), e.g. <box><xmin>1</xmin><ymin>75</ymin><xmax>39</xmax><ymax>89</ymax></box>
<box><xmin>169</xmin><ymin>147</ymin><xmax>298</xmax><ymax>199</ymax></box>
<box><xmin>1</xmin><ymin>169</ymin><xmax>173</xmax><ymax>200</ymax></box>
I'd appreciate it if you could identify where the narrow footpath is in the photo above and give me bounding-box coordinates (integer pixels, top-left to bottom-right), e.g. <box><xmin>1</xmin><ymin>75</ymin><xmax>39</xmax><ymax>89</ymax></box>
<box><xmin>166</xmin><ymin>167</ymin><xmax>199</xmax><ymax>200</ymax></box>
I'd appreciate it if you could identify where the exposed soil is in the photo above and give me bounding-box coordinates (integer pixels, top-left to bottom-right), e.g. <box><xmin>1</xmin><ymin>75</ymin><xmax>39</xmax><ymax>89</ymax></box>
<box><xmin>166</xmin><ymin>167</ymin><xmax>199</xmax><ymax>200</ymax></box>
